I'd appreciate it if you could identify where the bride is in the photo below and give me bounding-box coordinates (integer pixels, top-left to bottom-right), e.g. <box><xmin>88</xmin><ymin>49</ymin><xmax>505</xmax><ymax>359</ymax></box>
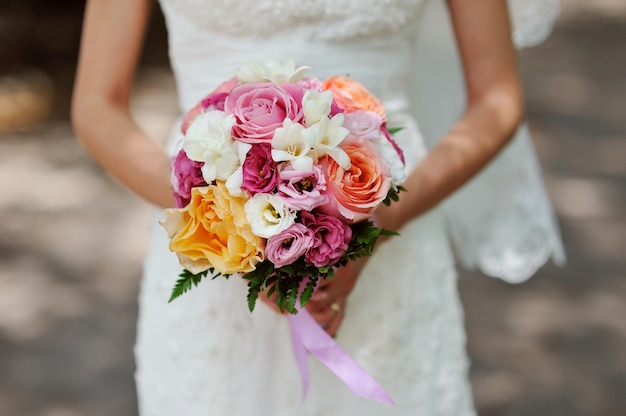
<box><xmin>71</xmin><ymin>0</ymin><xmax>563</xmax><ymax>414</ymax></box>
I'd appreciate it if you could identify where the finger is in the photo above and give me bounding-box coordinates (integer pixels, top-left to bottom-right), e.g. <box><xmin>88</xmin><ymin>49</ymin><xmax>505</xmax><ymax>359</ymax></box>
<box><xmin>325</xmin><ymin>311</ymin><xmax>344</xmax><ymax>337</ymax></box>
<box><xmin>307</xmin><ymin>307</ymin><xmax>335</xmax><ymax>328</ymax></box>
<box><xmin>309</xmin><ymin>288</ymin><xmax>329</xmax><ymax>302</ymax></box>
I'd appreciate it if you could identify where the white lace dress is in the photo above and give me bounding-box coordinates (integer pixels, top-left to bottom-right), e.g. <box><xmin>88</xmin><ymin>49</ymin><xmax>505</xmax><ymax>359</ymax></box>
<box><xmin>134</xmin><ymin>1</ymin><xmax>563</xmax><ymax>415</ymax></box>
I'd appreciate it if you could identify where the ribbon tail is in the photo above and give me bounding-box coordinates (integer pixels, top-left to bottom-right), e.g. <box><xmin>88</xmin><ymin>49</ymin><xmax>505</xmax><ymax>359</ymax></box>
<box><xmin>288</xmin><ymin>309</ymin><xmax>394</xmax><ymax>404</ymax></box>
<box><xmin>288</xmin><ymin>314</ymin><xmax>310</xmax><ymax>402</ymax></box>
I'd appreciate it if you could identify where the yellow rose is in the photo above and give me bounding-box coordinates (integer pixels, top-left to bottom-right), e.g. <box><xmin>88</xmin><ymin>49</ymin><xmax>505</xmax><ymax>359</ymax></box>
<box><xmin>161</xmin><ymin>181</ymin><xmax>264</xmax><ymax>275</ymax></box>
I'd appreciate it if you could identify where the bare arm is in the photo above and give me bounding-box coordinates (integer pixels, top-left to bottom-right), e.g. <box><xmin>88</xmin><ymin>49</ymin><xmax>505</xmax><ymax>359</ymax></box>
<box><xmin>376</xmin><ymin>0</ymin><xmax>524</xmax><ymax>231</ymax></box>
<box><xmin>310</xmin><ymin>1</ymin><xmax>525</xmax><ymax>333</ymax></box>
<box><xmin>72</xmin><ymin>0</ymin><xmax>175</xmax><ymax>208</ymax></box>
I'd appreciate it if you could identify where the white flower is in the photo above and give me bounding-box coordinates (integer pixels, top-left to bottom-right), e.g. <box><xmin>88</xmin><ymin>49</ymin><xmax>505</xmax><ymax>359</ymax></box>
<box><xmin>372</xmin><ymin>135</ymin><xmax>407</xmax><ymax>187</ymax></box>
<box><xmin>302</xmin><ymin>89</ymin><xmax>333</xmax><ymax>126</ymax></box>
<box><xmin>271</xmin><ymin>119</ymin><xmax>314</xmax><ymax>171</ymax></box>
<box><xmin>225</xmin><ymin>142</ymin><xmax>252</xmax><ymax>197</ymax></box>
<box><xmin>183</xmin><ymin>111</ymin><xmax>239</xmax><ymax>183</ymax></box>
<box><xmin>235</xmin><ymin>62</ymin><xmax>266</xmax><ymax>84</ymax></box>
<box><xmin>262</xmin><ymin>58</ymin><xmax>310</xmax><ymax>84</ymax></box>
<box><xmin>301</xmin><ymin>114</ymin><xmax>351</xmax><ymax>169</ymax></box>
<box><xmin>244</xmin><ymin>193</ymin><xmax>296</xmax><ymax>239</ymax></box>
<box><xmin>235</xmin><ymin>58</ymin><xmax>310</xmax><ymax>85</ymax></box>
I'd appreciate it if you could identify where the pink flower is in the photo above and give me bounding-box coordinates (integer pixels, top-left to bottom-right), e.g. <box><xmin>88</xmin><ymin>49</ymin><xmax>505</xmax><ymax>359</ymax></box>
<box><xmin>224</xmin><ymin>82</ymin><xmax>304</xmax><ymax>143</ymax></box>
<box><xmin>241</xmin><ymin>143</ymin><xmax>280</xmax><ymax>195</ymax></box>
<box><xmin>277</xmin><ymin>165</ymin><xmax>329</xmax><ymax>211</ymax></box>
<box><xmin>171</xmin><ymin>149</ymin><xmax>207</xmax><ymax>207</ymax></box>
<box><xmin>211</xmin><ymin>77</ymin><xmax>239</xmax><ymax>95</ymax></box>
<box><xmin>343</xmin><ymin>110</ymin><xmax>383</xmax><ymax>141</ymax></box>
<box><xmin>180</xmin><ymin>102</ymin><xmax>204</xmax><ymax>135</ymax></box>
<box><xmin>200</xmin><ymin>92</ymin><xmax>228</xmax><ymax>112</ymax></box>
<box><xmin>301</xmin><ymin>211</ymin><xmax>352</xmax><ymax>267</ymax></box>
<box><xmin>319</xmin><ymin>139</ymin><xmax>391</xmax><ymax>222</ymax></box>
<box><xmin>266</xmin><ymin>223</ymin><xmax>314</xmax><ymax>268</ymax></box>
<box><xmin>329</xmin><ymin>100</ymin><xmax>344</xmax><ymax>118</ymax></box>
<box><xmin>298</xmin><ymin>77</ymin><xmax>323</xmax><ymax>91</ymax></box>
<box><xmin>180</xmin><ymin>77</ymin><xmax>239</xmax><ymax>135</ymax></box>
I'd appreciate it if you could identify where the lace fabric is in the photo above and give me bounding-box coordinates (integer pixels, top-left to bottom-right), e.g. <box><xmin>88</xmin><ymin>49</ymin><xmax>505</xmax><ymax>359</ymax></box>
<box><xmin>158</xmin><ymin>0</ymin><xmax>427</xmax><ymax>41</ymax></box>
<box><xmin>509</xmin><ymin>0</ymin><xmax>561</xmax><ymax>48</ymax></box>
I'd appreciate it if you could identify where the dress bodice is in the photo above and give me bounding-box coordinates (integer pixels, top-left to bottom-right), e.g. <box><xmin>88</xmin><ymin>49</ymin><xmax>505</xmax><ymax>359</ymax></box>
<box><xmin>158</xmin><ymin>0</ymin><xmax>427</xmax><ymax>42</ymax></box>
<box><xmin>157</xmin><ymin>0</ymin><xmax>428</xmax><ymax>115</ymax></box>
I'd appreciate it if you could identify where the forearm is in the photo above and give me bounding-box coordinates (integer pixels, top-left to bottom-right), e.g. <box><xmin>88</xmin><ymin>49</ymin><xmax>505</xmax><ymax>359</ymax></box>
<box><xmin>377</xmin><ymin>90</ymin><xmax>523</xmax><ymax>232</ymax></box>
<box><xmin>72</xmin><ymin>97</ymin><xmax>175</xmax><ymax>208</ymax></box>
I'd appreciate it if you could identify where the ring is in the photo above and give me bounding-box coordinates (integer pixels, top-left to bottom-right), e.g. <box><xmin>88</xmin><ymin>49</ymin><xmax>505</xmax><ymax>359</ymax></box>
<box><xmin>330</xmin><ymin>302</ymin><xmax>341</xmax><ymax>313</ymax></box>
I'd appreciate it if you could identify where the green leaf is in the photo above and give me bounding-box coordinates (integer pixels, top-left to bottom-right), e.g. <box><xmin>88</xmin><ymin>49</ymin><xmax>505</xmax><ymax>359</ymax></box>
<box><xmin>287</xmin><ymin>283</ymin><xmax>298</xmax><ymax>314</ymax></box>
<box><xmin>265</xmin><ymin>284</ymin><xmax>277</xmax><ymax>299</ymax></box>
<box><xmin>300</xmin><ymin>277</ymin><xmax>318</xmax><ymax>308</ymax></box>
<box><xmin>247</xmin><ymin>286</ymin><xmax>260</xmax><ymax>312</ymax></box>
<box><xmin>387</xmin><ymin>127</ymin><xmax>404</xmax><ymax>135</ymax></box>
<box><xmin>382</xmin><ymin>184</ymin><xmax>406</xmax><ymax>206</ymax></box>
<box><xmin>168</xmin><ymin>269</ymin><xmax>209</xmax><ymax>303</ymax></box>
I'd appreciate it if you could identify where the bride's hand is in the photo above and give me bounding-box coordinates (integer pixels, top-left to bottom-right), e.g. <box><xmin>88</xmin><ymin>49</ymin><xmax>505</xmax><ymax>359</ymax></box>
<box><xmin>306</xmin><ymin>257</ymin><xmax>367</xmax><ymax>337</ymax></box>
<box><xmin>258</xmin><ymin>289</ymin><xmax>285</xmax><ymax>315</ymax></box>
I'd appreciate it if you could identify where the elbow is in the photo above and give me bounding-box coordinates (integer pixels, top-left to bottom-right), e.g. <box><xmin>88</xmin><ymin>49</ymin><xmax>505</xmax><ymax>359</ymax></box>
<box><xmin>471</xmin><ymin>83</ymin><xmax>525</xmax><ymax>147</ymax></box>
<box><xmin>71</xmin><ymin>91</ymin><xmax>99</xmax><ymax>147</ymax></box>
<box><xmin>71</xmin><ymin>91</ymin><xmax>123</xmax><ymax>150</ymax></box>
<box><xmin>71</xmin><ymin>88</ymin><xmax>92</xmax><ymax>148</ymax></box>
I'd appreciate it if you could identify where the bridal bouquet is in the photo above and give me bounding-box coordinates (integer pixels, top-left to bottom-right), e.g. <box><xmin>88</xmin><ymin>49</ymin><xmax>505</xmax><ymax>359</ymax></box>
<box><xmin>162</xmin><ymin>59</ymin><xmax>406</xmax><ymax>314</ymax></box>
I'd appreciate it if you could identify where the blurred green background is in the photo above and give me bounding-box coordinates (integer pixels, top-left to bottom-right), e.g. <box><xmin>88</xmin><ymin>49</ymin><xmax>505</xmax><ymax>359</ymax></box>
<box><xmin>0</xmin><ymin>1</ymin><xmax>624</xmax><ymax>415</ymax></box>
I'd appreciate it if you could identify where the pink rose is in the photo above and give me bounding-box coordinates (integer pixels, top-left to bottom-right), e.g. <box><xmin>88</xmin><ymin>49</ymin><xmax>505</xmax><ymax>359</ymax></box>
<box><xmin>171</xmin><ymin>149</ymin><xmax>207</xmax><ymax>207</ymax></box>
<box><xmin>319</xmin><ymin>139</ymin><xmax>391</xmax><ymax>222</ymax></box>
<box><xmin>224</xmin><ymin>82</ymin><xmax>304</xmax><ymax>143</ymax></box>
<box><xmin>266</xmin><ymin>223</ymin><xmax>314</xmax><ymax>268</ymax></box>
<box><xmin>301</xmin><ymin>211</ymin><xmax>352</xmax><ymax>267</ymax></box>
<box><xmin>344</xmin><ymin>110</ymin><xmax>383</xmax><ymax>141</ymax></box>
<box><xmin>277</xmin><ymin>165</ymin><xmax>329</xmax><ymax>211</ymax></box>
<box><xmin>241</xmin><ymin>143</ymin><xmax>280</xmax><ymax>195</ymax></box>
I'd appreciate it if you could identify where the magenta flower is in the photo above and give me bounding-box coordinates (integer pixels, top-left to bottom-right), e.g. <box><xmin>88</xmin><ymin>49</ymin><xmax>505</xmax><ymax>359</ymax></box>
<box><xmin>171</xmin><ymin>149</ymin><xmax>207</xmax><ymax>207</ymax></box>
<box><xmin>301</xmin><ymin>211</ymin><xmax>352</xmax><ymax>267</ymax></box>
<box><xmin>224</xmin><ymin>82</ymin><xmax>304</xmax><ymax>143</ymax></box>
<box><xmin>201</xmin><ymin>92</ymin><xmax>228</xmax><ymax>112</ymax></box>
<box><xmin>277</xmin><ymin>165</ymin><xmax>329</xmax><ymax>211</ymax></box>
<box><xmin>266</xmin><ymin>223</ymin><xmax>314</xmax><ymax>268</ymax></box>
<box><xmin>241</xmin><ymin>143</ymin><xmax>280</xmax><ymax>195</ymax></box>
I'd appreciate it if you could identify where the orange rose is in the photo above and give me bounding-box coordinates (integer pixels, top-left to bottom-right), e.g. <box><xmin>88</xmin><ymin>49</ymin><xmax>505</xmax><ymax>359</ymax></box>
<box><xmin>319</xmin><ymin>138</ymin><xmax>391</xmax><ymax>223</ymax></box>
<box><xmin>322</xmin><ymin>75</ymin><xmax>386</xmax><ymax>120</ymax></box>
<box><xmin>161</xmin><ymin>181</ymin><xmax>264</xmax><ymax>275</ymax></box>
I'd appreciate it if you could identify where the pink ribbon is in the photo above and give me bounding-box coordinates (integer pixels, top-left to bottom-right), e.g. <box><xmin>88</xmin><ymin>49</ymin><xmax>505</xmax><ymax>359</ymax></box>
<box><xmin>288</xmin><ymin>308</ymin><xmax>394</xmax><ymax>404</ymax></box>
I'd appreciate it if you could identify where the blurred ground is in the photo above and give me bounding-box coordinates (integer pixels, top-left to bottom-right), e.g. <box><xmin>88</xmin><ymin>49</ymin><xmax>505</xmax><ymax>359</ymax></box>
<box><xmin>0</xmin><ymin>1</ymin><xmax>624</xmax><ymax>415</ymax></box>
